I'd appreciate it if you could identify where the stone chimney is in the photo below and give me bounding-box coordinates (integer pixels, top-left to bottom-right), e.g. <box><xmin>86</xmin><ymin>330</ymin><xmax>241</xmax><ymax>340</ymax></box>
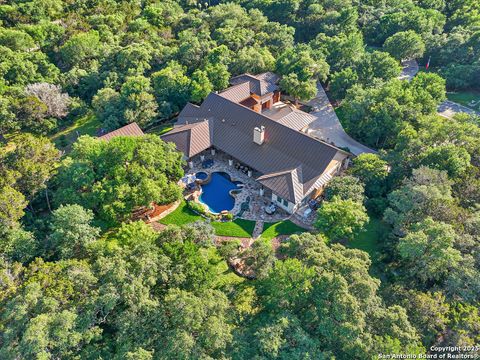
<box><xmin>254</xmin><ymin>126</ymin><xmax>265</xmax><ymax>145</ymax></box>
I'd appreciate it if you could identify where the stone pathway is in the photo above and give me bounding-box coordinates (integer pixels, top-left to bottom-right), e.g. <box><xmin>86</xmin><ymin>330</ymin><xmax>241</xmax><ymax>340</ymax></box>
<box><xmin>252</xmin><ymin>220</ymin><xmax>264</xmax><ymax>239</ymax></box>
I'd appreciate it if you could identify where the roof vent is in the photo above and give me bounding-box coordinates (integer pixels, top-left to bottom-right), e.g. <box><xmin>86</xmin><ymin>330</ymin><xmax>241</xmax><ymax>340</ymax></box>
<box><xmin>254</xmin><ymin>126</ymin><xmax>265</xmax><ymax>145</ymax></box>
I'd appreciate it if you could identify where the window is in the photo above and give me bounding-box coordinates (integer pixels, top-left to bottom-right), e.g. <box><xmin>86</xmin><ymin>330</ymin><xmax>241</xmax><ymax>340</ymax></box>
<box><xmin>276</xmin><ymin>195</ymin><xmax>283</xmax><ymax>204</ymax></box>
<box><xmin>283</xmin><ymin>199</ymin><xmax>288</xmax><ymax>207</ymax></box>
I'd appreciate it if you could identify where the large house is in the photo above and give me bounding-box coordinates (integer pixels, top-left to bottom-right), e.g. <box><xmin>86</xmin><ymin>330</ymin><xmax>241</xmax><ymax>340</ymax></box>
<box><xmin>161</xmin><ymin>73</ymin><xmax>351</xmax><ymax>214</ymax></box>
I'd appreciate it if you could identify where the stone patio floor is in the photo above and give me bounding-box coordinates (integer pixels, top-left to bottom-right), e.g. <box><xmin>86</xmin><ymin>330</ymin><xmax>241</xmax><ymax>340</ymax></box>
<box><xmin>186</xmin><ymin>152</ymin><xmax>293</xmax><ymax>223</ymax></box>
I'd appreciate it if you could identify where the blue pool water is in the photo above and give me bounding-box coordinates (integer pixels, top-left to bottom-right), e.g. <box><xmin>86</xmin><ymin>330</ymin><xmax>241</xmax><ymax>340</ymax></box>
<box><xmin>196</xmin><ymin>171</ymin><xmax>208</xmax><ymax>181</ymax></box>
<box><xmin>199</xmin><ymin>172</ymin><xmax>243</xmax><ymax>213</ymax></box>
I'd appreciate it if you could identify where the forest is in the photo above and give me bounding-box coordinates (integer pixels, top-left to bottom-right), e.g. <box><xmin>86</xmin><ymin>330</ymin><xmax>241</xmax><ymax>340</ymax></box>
<box><xmin>0</xmin><ymin>0</ymin><xmax>479</xmax><ymax>359</ymax></box>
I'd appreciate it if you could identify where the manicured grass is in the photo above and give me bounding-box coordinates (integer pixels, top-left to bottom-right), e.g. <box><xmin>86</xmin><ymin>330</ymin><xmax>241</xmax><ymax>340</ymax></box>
<box><xmin>260</xmin><ymin>220</ymin><xmax>307</xmax><ymax>240</ymax></box>
<box><xmin>50</xmin><ymin>113</ymin><xmax>101</xmax><ymax>150</ymax></box>
<box><xmin>160</xmin><ymin>201</ymin><xmax>256</xmax><ymax>237</ymax></box>
<box><xmin>212</xmin><ymin>219</ymin><xmax>256</xmax><ymax>238</ymax></box>
<box><xmin>349</xmin><ymin>217</ymin><xmax>388</xmax><ymax>255</ymax></box>
<box><xmin>447</xmin><ymin>91</ymin><xmax>480</xmax><ymax>111</ymax></box>
<box><xmin>348</xmin><ymin>216</ymin><xmax>389</xmax><ymax>278</ymax></box>
<box><xmin>159</xmin><ymin>200</ymin><xmax>202</xmax><ymax>226</ymax></box>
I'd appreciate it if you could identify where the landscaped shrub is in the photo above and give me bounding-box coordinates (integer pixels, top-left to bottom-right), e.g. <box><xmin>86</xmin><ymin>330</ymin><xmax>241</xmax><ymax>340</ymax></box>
<box><xmin>187</xmin><ymin>200</ymin><xmax>220</xmax><ymax>221</ymax></box>
<box><xmin>223</xmin><ymin>213</ymin><xmax>234</xmax><ymax>221</ymax></box>
<box><xmin>187</xmin><ymin>200</ymin><xmax>207</xmax><ymax>215</ymax></box>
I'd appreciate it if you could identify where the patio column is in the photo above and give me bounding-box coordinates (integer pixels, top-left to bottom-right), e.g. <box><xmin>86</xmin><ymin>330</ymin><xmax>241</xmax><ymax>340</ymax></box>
<box><xmin>188</xmin><ymin>161</ymin><xmax>193</xmax><ymax>169</ymax></box>
<box><xmin>228</xmin><ymin>159</ymin><xmax>233</xmax><ymax>166</ymax></box>
<box><xmin>248</xmin><ymin>170</ymin><xmax>252</xmax><ymax>177</ymax></box>
<box><xmin>211</xmin><ymin>149</ymin><xmax>216</xmax><ymax>156</ymax></box>
<box><xmin>200</xmin><ymin>155</ymin><xmax>205</xmax><ymax>161</ymax></box>
<box><xmin>259</xmin><ymin>187</ymin><xmax>264</xmax><ymax>196</ymax></box>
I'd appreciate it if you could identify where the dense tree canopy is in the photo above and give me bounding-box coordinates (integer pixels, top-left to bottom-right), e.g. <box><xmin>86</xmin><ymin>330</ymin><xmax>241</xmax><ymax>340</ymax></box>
<box><xmin>1</xmin><ymin>0</ymin><xmax>480</xmax><ymax>357</ymax></box>
<box><xmin>53</xmin><ymin>135</ymin><xmax>184</xmax><ymax>225</ymax></box>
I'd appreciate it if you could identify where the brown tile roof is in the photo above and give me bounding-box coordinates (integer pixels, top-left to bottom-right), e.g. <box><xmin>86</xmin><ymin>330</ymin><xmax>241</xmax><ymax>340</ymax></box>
<box><xmin>163</xmin><ymin>75</ymin><xmax>349</xmax><ymax>203</ymax></box>
<box><xmin>98</xmin><ymin>123</ymin><xmax>144</xmax><ymax>141</ymax></box>
<box><xmin>219</xmin><ymin>82</ymin><xmax>251</xmax><ymax>103</ymax></box>
<box><xmin>263</xmin><ymin>104</ymin><xmax>317</xmax><ymax>131</ymax></box>
<box><xmin>230</xmin><ymin>73</ymin><xmax>278</xmax><ymax>96</ymax></box>
<box><xmin>161</xmin><ymin>120</ymin><xmax>211</xmax><ymax>158</ymax></box>
<box><xmin>240</xmin><ymin>97</ymin><xmax>259</xmax><ymax>108</ymax></box>
<box><xmin>256</xmin><ymin>72</ymin><xmax>281</xmax><ymax>84</ymax></box>
<box><xmin>257</xmin><ymin>167</ymin><xmax>304</xmax><ymax>203</ymax></box>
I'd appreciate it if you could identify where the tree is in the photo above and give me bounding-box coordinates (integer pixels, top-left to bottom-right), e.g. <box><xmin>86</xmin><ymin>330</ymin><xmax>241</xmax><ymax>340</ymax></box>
<box><xmin>315</xmin><ymin>196</ymin><xmax>369</xmax><ymax>242</ymax></box>
<box><xmin>47</xmin><ymin>204</ymin><xmax>100</xmax><ymax>259</ymax></box>
<box><xmin>384</xmin><ymin>167</ymin><xmax>457</xmax><ymax>235</ymax></box>
<box><xmin>25</xmin><ymin>83</ymin><xmax>71</xmax><ymax>118</ymax></box>
<box><xmin>329</xmin><ymin>67</ymin><xmax>358</xmax><ymax>100</ymax></box>
<box><xmin>357</xmin><ymin>51</ymin><xmax>402</xmax><ymax>85</ymax></box>
<box><xmin>92</xmin><ymin>87</ymin><xmax>123</xmax><ymax>130</ymax></box>
<box><xmin>53</xmin><ymin>135</ymin><xmax>184</xmax><ymax>225</ymax></box>
<box><xmin>0</xmin><ymin>225</ymin><xmax>37</xmax><ymax>263</ymax></box>
<box><xmin>229</xmin><ymin>46</ymin><xmax>275</xmax><ymax>75</ymax></box>
<box><xmin>0</xmin><ymin>186</ymin><xmax>27</xmax><ymax>228</ymax></box>
<box><xmin>383</xmin><ymin>30</ymin><xmax>426</xmax><ymax>60</ymax></box>
<box><xmin>392</xmin><ymin>288</ymin><xmax>450</xmax><ymax>347</ymax></box>
<box><xmin>324</xmin><ymin>175</ymin><xmax>365</xmax><ymax>203</ymax></box>
<box><xmin>348</xmin><ymin>154</ymin><xmax>388</xmax><ymax>198</ymax></box>
<box><xmin>242</xmin><ymin>237</ymin><xmax>276</xmax><ymax>279</ymax></box>
<box><xmin>13</xmin><ymin>95</ymin><xmax>52</xmax><ymax>134</ymax></box>
<box><xmin>0</xmin><ymin>133</ymin><xmax>59</xmax><ymax>201</ymax></box>
<box><xmin>189</xmin><ymin>69</ymin><xmax>213</xmax><ymax>103</ymax></box>
<box><xmin>120</xmin><ymin>76</ymin><xmax>158</xmax><ymax>128</ymax></box>
<box><xmin>397</xmin><ymin>217</ymin><xmax>462</xmax><ymax>284</ymax></box>
<box><xmin>276</xmin><ymin>47</ymin><xmax>329</xmax><ymax>82</ymax></box>
<box><xmin>59</xmin><ymin>31</ymin><xmax>101</xmax><ymax>70</ymax></box>
<box><xmin>204</xmin><ymin>62</ymin><xmax>230</xmax><ymax>91</ymax></box>
<box><xmin>0</xmin><ymin>29</ymin><xmax>35</xmax><ymax>51</ymax></box>
<box><xmin>151</xmin><ymin>61</ymin><xmax>191</xmax><ymax>115</ymax></box>
<box><xmin>0</xmin><ymin>259</ymin><xmax>104</xmax><ymax>359</ymax></box>
<box><xmin>421</xmin><ymin>145</ymin><xmax>471</xmax><ymax>178</ymax></box>
<box><xmin>235</xmin><ymin>233</ymin><xmax>424</xmax><ymax>359</ymax></box>
<box><xmin>279</xmin><ymin>73</ymin><xmax>317</xmax><ymax>106</ymax></box>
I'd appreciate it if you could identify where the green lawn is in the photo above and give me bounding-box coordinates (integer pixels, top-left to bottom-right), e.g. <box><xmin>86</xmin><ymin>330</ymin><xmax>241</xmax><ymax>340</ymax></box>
<box><xmin>160</xmin><ymin>201</ymin><xmax>256</xmax><ymax>237</ymax></box>
<box><xmin>447</xmin><ymin>91</ymin><xmax>480</xmax><ymax>111</ymax></box>
<box><xmin>260</xmin><ymin>220</ymin><xmax>307</xmax><ymax>240</ymax></box>
<box><xmin>203</xmin><ymin>247</ymin><xmax>244</xmax><ymax>288</ymax></box>
<box><xmin>348</xmin><ymin>217</ymin><xmax>389</xmax><ymax>277</ymax></box>
<box><xmin>50</xmin><ymin>112</ymin><xmax>100</xmax><ymax>150</ymax></box>
<box><xmin>212</xmin><ymin>219</ymin><xmax>256</xmax><ymax>238</ymax></box>
<box><xmin>159</xmin><ymin>200</ymin><xmax>202</xmax><ymax>226</ymax></box>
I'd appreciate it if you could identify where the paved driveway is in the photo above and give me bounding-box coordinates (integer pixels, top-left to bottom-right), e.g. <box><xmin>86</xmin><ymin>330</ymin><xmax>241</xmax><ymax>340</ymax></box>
<box><xmin>305</xmin><ymin>84</ymin><xmax>377</xmax><ymax>156</ymax></box>
<box><xmin>395</xmin><ymin>59</ymin><xmax>479</xmax><ymax>119</ymax></box>
<box><xmin>398</xmin><ymin>59</ymin><xmax>419</xmax><ymax>81</ymax></box>
<box><xmin>437</xmin><ymin>100</ymin><xmax>479</xmax><ymax>119</ymax></box>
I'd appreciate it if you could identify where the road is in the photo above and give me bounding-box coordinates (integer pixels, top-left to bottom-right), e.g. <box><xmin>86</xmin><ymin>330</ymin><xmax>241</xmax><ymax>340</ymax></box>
<box><xmin>398</xmin><ymin>59</ymin><xmax>419</xmax><ymax>81</ymax></box>
<box><xmin>305</xmin><ymin>84</ymin><xmax>377</xmax><ymax>156</ymax></box>
<box><xmin>437</xmin><ymin>100</ymin><xmax>479</xmax><ymax>119</ymax></box>
<box><xmin>303</xmin><ymin>60</ymin><xmax>478</xmax><ymax>156</ymax></box>
<box><xmin>397</xmin><ymin>59</ymin><xmax>479</xmax><ymax>118</ymax></box>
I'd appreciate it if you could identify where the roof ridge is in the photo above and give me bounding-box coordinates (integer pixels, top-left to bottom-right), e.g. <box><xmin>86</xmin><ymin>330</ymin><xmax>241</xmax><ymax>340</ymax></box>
<box><xmin>257</xmin><ymin>167</ymin><xmax>299</xmax><ymax>180</ymax></box>
<box><xmin>208</xmin><ymin>92</ymin><xmax>349</xmax><ymax>155</ymax></box>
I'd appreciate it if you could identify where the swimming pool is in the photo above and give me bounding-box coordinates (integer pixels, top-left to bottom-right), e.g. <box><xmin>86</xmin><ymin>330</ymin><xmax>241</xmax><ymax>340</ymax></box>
<box><xmin>195</xmin><ymin>171</ymin><xmax>208</xmax><ymax>181</ymax></box>
<box><xmin>199</xmin><ymin>172</ymin><xmax>243</xmax><ymax>213</ymax></box>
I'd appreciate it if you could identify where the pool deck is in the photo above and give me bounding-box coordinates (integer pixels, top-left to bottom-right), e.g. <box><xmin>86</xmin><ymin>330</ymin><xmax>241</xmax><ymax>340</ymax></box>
<box><xmin>186</xmin><ymin>152</ymin><xmax>299</xmax><ymax>223</ymax></box>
